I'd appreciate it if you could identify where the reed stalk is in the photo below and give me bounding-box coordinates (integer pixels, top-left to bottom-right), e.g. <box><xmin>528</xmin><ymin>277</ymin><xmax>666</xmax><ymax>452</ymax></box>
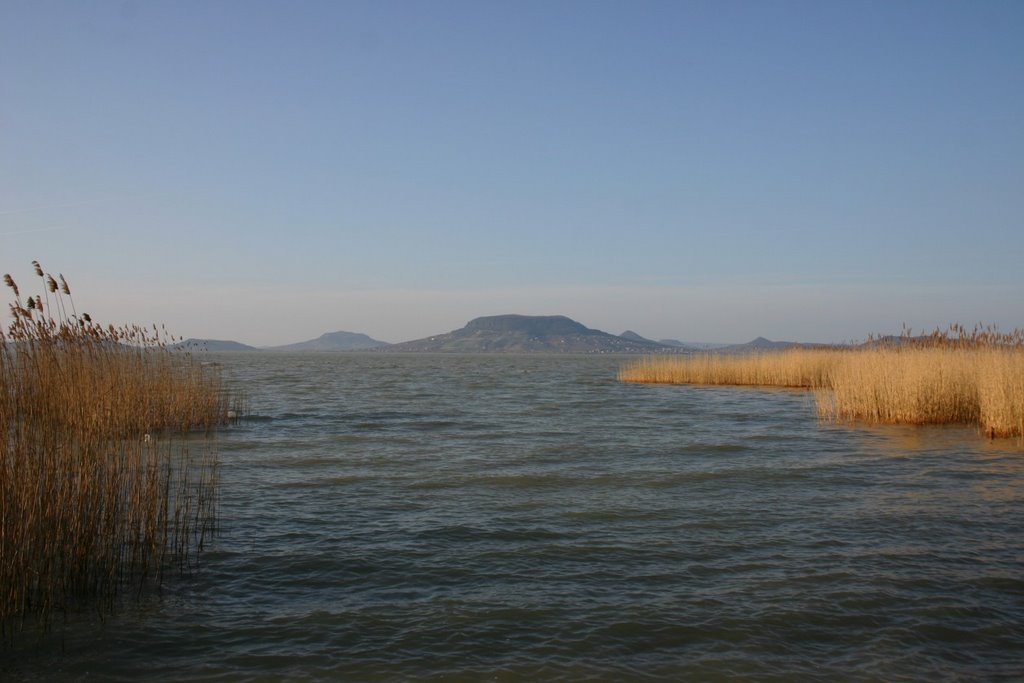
<box><xmin>1</xmin><ymin>264</ymin><xmax>234</xmax><ymax>636</ymax></box>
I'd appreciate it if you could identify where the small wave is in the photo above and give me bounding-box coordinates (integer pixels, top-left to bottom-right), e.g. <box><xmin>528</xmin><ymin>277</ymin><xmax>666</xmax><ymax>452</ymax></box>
<box><xmin>269</xmin><ymin>475</ymin><xmax>368</xmax><ymax>489</ymax></box>
<box><xmin>673</xmin><ymin>442</ymin><xmax>752</xmax><ymax>454</ymax></box>
<box><xmin>415</xmin><ymin>524</ymin><xmax>571</xmax><ymax>543</ymax></box>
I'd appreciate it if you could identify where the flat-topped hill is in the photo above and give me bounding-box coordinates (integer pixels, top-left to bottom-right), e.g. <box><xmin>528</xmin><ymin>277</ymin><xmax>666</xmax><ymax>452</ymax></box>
<box><xmin>385</xmin><ymin>314</ymin><xmax>680</xmax><ymax>353</ymax></box>
<box><xmin>464</xmin><ymin>314</ymin><xmax>590</xmax><ymax>336</ymax></box>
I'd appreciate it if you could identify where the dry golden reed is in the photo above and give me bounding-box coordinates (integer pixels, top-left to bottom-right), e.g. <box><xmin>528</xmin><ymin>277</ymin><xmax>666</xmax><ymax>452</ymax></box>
<box><xmin>619</xmin><ymin>348</ymin><xmax>840</xmax><ymax>389</ymax></box>
<box><xmin>619</xmin><ymin>326</ymin><xmax>1024</xmax><ymax>439</ymax></box>
<box><xmin>1</xmin><ymin>263</ymin><xmax>235</xmax><ymax>636</ymax></box>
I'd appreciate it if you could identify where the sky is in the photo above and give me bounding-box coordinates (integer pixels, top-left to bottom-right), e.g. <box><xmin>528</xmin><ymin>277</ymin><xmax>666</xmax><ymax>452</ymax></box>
<box><xmin>2</xmin><ymin>0</ymin><xmax>1022</xmax><ymax>346</ymax></box>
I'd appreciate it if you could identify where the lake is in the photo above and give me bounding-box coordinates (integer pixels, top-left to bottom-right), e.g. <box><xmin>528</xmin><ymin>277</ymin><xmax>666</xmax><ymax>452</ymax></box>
<box><xmin>5</xmin><ymin>353</ymin><xmax>1023</xmax><ymax>681</ymax></box>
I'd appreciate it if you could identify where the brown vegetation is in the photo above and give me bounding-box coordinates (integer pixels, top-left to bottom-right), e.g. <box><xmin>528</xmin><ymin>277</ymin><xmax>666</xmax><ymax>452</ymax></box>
<box><xmin>618</xmin><ymin>348</ymin><xmax>840</xmax><ymax>389</ymax></box>
<box><xmin>1</xmin><ymin>263</ymin><xmax>235</xmax><ymax>635</ymax></box>
<box><xmin>619</xmin><ymin>325</ymin><xmax>1024</xmax><ymax>439</ymax></box>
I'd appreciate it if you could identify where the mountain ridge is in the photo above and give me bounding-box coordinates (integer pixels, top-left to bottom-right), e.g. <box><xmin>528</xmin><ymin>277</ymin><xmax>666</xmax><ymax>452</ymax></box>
<box><xmin>265</xmin><ymin>330</ymin><xmax>390</xmax><ymax>352</ymax></box>
<box><xmin>384</xmin><ymin>314</ymin><xmax>681</xmax><ymax>353</ymax></box>
<box><xmin>169</xmin><ymin>319</ymin><xmax>843</xmax><ymax>354</ymax></box>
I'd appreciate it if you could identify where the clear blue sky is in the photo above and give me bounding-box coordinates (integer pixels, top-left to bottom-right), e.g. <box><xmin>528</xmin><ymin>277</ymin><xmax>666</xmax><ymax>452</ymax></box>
<box><xmin>2</xmin><ymin>0</ymin><xmax>1022</xmax><ymax>345</ymax></box>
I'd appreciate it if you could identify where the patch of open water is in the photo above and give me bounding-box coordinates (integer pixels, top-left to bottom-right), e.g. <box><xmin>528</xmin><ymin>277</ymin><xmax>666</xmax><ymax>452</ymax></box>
<box><xmin>5</xmin><ymin>353</ymin><xmax>1023</xmax><ymax>681</ymax></box>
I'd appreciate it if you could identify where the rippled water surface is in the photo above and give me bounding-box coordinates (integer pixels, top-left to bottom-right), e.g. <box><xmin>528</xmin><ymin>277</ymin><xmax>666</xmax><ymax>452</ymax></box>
<box><xmin>6</xmin><ymin>353</ymin><xmax>1024</xmax><ymax>681</ymax></box>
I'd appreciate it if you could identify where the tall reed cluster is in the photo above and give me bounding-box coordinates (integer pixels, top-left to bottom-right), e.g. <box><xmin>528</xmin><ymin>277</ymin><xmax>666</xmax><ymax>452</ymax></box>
<box><xmin>619</xmin><ymin>325</ymin><xmax>1024</xmax><ymax>439</ymax></box>
<box><xmin>1</xmin><ymin>263</ymin><xmax>232</xmax><ymax>635</ymax></box>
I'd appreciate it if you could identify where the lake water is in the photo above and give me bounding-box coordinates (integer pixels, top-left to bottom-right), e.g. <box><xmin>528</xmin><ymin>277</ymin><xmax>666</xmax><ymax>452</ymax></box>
<box><xmin>5</xmin><ymin>353</ymin><xmax>1023</xmax><ymax>681</ymax></box>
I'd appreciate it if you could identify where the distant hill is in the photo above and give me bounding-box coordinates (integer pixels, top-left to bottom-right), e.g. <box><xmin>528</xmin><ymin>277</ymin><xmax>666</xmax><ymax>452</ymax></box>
<box><xmin>730</xmin><ymin>336</ymin><xmax>794</xmax><ymax>351</ymax></box>
<box><xmin>266</xmin><ymin>330</ymin><xmax>390</xmax><ymax>352</ymax></box>
<box><xmin>619</xmin><ymin>330</ymin><xmax>652</xmax><ymax>343</ymax></box>
<box><xmin>620</xmin><ymin>331</ymin><xmax>699</xmax><ymax>351</ymax></box>
<box><xmin>163</xmin><ymin>328</ymin><xmax>838</xmax><ymax>355</ymax></box>
<box><xmin>385</xmin><ymin>315</ymin><xmax>682</xmax><ymax>353</ymax></box>
<box><xmin>172</xmin><ymin>338</ymin><xmax>260</xmax><ymax>352</ymax></box>
<box><xmin>660</xmin><ymin>339</ymin><xmax>732</xmax><ymax>350</ymax></box>
<box><xmin>716</xmin><ymin>337</ymin><xmax>831</xmax><ymax>353</ymax></box>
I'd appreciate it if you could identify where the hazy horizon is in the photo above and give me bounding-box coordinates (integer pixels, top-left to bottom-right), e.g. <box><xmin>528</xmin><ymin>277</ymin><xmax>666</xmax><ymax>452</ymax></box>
<box><xmin>176</xmin><ymin>296</ymin><xmax>1021</xmax><ymax>349</ymax></box>
<box><xmin>3</xmin><ymin>1</ymin><xmax>1022</xmax><ymax>346</ymax></box>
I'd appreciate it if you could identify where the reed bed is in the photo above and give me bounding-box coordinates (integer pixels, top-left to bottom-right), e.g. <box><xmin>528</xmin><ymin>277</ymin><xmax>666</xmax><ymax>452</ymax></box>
<box><xmin>1</xmin><ymin>263</ymin><xmax>233</xmax><ymax>636</ymax></box>
<box><xmin>619</xmin><ymin>325</ymin><xmax>1024</xmax><ymax>439</ymax></box>
<box><xmin>619</xmin><ymin>348</ymin><xmax>841</xmax><ymax>389</ymax></box>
